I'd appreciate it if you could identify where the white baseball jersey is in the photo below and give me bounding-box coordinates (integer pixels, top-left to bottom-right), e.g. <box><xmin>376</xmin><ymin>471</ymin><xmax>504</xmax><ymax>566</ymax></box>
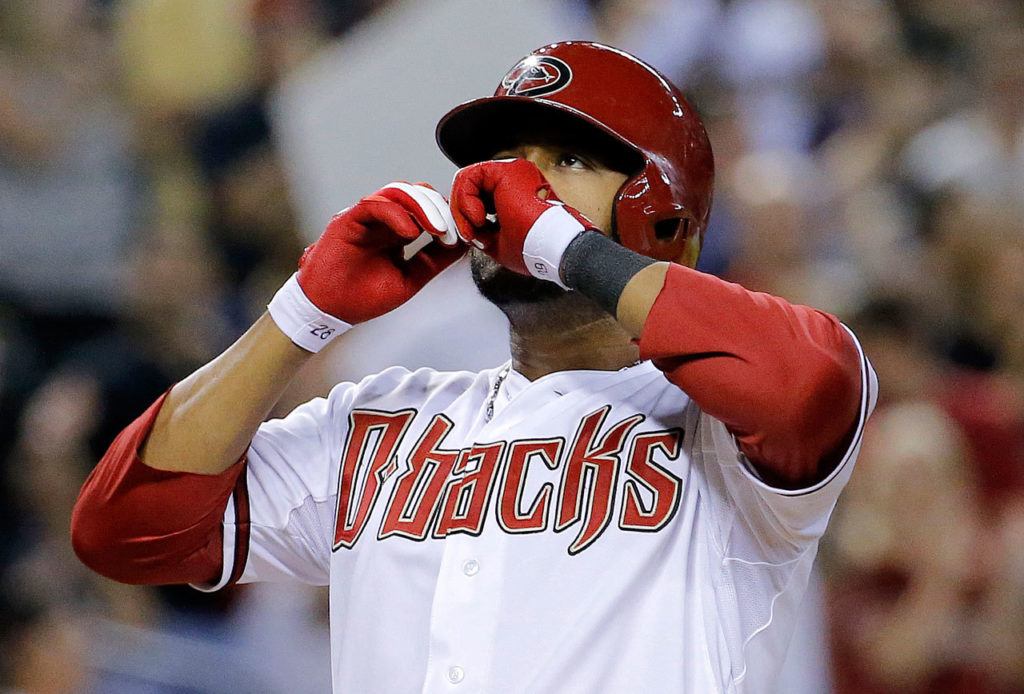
<box><xmin>197</xmin><ymin>342</ymin><xmax>876</xmax><ymax>693</ymax></box>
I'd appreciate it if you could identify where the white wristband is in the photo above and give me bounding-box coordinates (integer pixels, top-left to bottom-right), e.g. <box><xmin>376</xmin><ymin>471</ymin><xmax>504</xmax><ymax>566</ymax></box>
<box><xmin>267</xmin><ymin>274</ymin><xmax>352</xmax><ymax>353</ymax></box>
<box><xmin>522</xmin><ymin>205</ymin><xmax>586</xmax><ymax>289</ymax></box>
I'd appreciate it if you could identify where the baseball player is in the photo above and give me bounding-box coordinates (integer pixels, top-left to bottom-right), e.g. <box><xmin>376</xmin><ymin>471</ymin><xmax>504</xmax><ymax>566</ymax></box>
<box><xmin>72</xmin><ymin>42</ymin><xmax>876</xmax><ymax>693</ymax></box>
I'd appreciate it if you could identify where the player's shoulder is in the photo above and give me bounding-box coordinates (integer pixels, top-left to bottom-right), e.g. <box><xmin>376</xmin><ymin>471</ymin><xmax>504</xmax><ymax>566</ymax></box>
<box><xmin>327</xmin><ymin>363</ymin><xmax>498</xmax><ymax>411</ymax></box>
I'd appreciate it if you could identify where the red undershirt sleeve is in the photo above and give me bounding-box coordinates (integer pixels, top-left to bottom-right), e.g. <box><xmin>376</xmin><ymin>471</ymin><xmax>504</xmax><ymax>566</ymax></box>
<box><xmin>637</xmin><ymin>264</ymin><xmax>863</xmax><ymax>488</ymax></box>
<box><xmin>70</xmin><ymin>390</ymin><xmax>248</xmax><ymax>586</ymax></box>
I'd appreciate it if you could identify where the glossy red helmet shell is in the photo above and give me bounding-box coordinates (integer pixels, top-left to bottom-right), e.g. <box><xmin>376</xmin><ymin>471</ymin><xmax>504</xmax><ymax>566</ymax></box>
<box><xmin>436</xmin><ymin>41</ymin><xmax>714</xmax><ymax>261</ymax></box>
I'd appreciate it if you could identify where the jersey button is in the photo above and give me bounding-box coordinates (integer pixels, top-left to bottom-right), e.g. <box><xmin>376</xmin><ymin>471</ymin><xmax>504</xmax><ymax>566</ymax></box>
<box><xmin>462</xmin><ymin>559</ymin><xmax>480</xmax><ymax>576</ymax></box>
<box><xmin>447</xmin><ymin>666</ymin><xmax>465</xmax><ymax>684</ymax></box>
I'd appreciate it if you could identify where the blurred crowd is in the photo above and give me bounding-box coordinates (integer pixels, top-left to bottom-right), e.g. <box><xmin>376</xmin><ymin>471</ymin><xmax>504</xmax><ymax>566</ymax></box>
<box><xmin>0</xmin><ymin>0</ymin><xmax>1021</xmax><ymax>692</ymax></box>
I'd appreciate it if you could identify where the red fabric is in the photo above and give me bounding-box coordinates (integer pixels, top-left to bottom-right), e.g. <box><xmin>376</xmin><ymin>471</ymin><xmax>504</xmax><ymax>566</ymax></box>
<box><xmin>298</xmin><ymin>184</ymin><xmax>464</xmax><ymax>323</ymax></box>
<box><xmin>638</xmin><ymin>264</ymin><xmax>862</xmax><ymax>487</ymax></box>
<box><xmin>449</xmin><ymin>158</ymin><xmax>597</xmax><ymax>275</ymax></box>
<box><xmin>71</xmin><ymin>390</ymin><xmax>245</xmax><ymax>585</ymax></box>
<box><xmin>937</xmin><ymin>371</ymin><xmax>1024</xmax><ymax>509</ymax></box>
<box><xmin>828</xmin><ymin>572</ymin><xmax>999</xmax><ymax>694</ymax></box>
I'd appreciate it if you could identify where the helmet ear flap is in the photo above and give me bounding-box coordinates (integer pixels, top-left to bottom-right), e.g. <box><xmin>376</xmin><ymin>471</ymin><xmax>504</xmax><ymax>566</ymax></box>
<box><xmin>613</xmin><ymin>173</ymin><xmax>652</xmax><ymax>255</ymax></box>
<box><xmin>614</xmin><ymin>168</ymin><xmax>692</xmax><ymax>262</ymax></box>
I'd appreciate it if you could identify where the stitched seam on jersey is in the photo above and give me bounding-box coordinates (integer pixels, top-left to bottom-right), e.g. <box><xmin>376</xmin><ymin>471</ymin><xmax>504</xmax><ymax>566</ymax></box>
<box><xmin>720</xmin><ymin>553</ymin><xmax>804</xmax><ymax>568</ymax></box>
<box><xmin>251</xmin><ymin>497</ymin><xmax>333</xmax><ymax>579</ymax></box>
<box><xmin>243</xmin><ymin>500</ymin><xmax>330</xmax><ymax>535</ymax></box>
<box><xmin>729</xmin><ymin>542</ymin><xmax>816</xmax><ymax>687</ymax></box>
<box><xmin>246</xmin><ymin>460</ymin><xmax>335</xmax><ymax>527</ymax></box>
<box><xmin>246</xmin><ymin>377</ymin><xmax>365</xmax><ymax>530</ymax></box>
<box><xmin>295</xmin><ymin>497</ymin><xmax>332</xmax><ymax>576</ymax></box>
<box><xmin>246</xmin><ymin>518</ymin><xmax>320</xmax><ymax>542</ymax></box>
<box><xmin>690</xmin><ymin>412</ymin><xmax>729</xmax><ymax>559</ymax></box>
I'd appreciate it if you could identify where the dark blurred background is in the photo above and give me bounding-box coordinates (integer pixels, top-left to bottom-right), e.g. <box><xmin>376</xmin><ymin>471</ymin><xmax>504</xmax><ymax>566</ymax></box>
<box><xmin>0</xmin><ymin>0</ymin><xmax>1022</xmax><ymax>692</ymax></box>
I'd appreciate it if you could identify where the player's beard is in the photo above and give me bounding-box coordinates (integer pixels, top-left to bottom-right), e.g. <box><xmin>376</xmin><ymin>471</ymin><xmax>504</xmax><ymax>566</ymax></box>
<box><xmin>469</xmin><ymin>248</ymin><xmax>565</xmax><ymax>305</ymax></box>
<box><xmin>469</xmin><ymin>248</ymin><xmax>609</xmax><ymax>331</ymax></box>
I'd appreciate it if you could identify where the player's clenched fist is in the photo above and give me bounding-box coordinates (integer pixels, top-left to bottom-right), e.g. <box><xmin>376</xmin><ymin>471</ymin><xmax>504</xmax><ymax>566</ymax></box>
<box><xmin>269</xmin><ymin>183</ymin><xmax>464</xmax><ymax>352</ymax></box>
<box><xmin>449</xmin><ymin>159</ymin><xmax>597</xmax><ymax>288</ymax></box>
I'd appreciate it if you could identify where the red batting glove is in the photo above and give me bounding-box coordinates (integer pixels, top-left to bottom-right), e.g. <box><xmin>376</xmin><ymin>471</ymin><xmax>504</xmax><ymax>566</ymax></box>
<box><xmin>269</xmin><ymin>182</ymin><xmax>464</xmax><ymax>352</ymax></box>
<box><xmin>449</xmin><ymin>159</ymin><xmax>598</xmax><ymax>287</ymax></box>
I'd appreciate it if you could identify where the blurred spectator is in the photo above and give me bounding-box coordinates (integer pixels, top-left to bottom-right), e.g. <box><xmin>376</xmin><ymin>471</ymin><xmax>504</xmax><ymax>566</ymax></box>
<box><xmin>722</xmin><ymin>147</ymin><xmax>867</xmax><ymax>314</ymax></box>
<box><xmin>827</xmin><ymin>295</ymin><xmax>1024</xmax><ymax>692</ymax></box>
<box><xmin>193</xmin><ymin>95</ymin><xmax>304</xmax><ymax>324</ymax></box>
<box><xmin>1</xmin><ymin>0</ymin><xmax>332</xmax><ymax>689</ymax></box>
<box><xmin>901</xmin><ymin>25</ymin><xmax>1024</xmax><ymax>203</ymax></box>
<box><xmin>717</xmin><ymin>0</ymin><xmax>825</xmax><ymax>151</ymax></box>
<box><xmin>579</xmin><ymin>0</ymin><xmax>721</xmax><ymax>83</ymax></box>
<box><xmin>0</xmin><ymin>580</ymin><xmax>91</xmax><ymax>694</ymax></box>
<box><xmin>827</xmin><ymin>401</ymin><xmax>991</xmax><ymax>693</ymax></box>
<box><xmin>0</xmin><ymin>0</ymin><xmax>141</xmax><ymax>351</ymax></box>
<box><xmin>114</xmin><ymin>0</ymin><xmax>259</xmax><ymax>118</ymax></box>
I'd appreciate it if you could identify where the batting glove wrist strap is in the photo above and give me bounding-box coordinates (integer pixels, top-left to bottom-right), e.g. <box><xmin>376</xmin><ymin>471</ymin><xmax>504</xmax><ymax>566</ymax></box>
<box><xmin>268</xmin><ymin>273</ymin><xmax>352</xmax><ymax>353</ymax></box>
<box><xmin>522</xmin><ymin>206</ymin><xmax>587</xmax><ymax>289</ymax></box>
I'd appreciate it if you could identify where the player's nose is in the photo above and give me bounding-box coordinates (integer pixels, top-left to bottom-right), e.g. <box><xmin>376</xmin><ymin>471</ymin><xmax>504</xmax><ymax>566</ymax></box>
<box><xmin>518</xmin><ymin>145</ymin><xmax>549</xmax><ymax>170</ymax></box>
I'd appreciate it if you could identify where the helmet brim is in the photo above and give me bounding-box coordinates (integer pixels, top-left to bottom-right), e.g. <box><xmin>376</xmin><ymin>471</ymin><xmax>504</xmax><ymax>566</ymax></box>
<box><xmin>436</xmin><ymin>96</ymin><xmax>643</xmax><ymax>174</ymax></box>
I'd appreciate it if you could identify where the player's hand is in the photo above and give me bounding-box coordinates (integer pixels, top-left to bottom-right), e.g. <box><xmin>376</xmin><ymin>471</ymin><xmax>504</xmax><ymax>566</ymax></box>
<box><xmin>299</xmin><ymin>182</ymin><xmax>463</xmax><ymax>323</ymax></box>
<box><xmin>449</xmin><ymin>159</ymin><xmax>597</xmax><ymax>287</ymax></box>
<box><xmin>269</xmin><ymin>183</ymin><xmax>464</xmax><ymax>352</ymax></box>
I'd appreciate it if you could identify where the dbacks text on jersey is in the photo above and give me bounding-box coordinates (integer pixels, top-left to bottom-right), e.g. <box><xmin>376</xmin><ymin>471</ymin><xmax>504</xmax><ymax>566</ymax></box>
<box><xmin>332</xmin><ymin>406</ymin><xmax>684</xmax><ymax>555</ymax></box>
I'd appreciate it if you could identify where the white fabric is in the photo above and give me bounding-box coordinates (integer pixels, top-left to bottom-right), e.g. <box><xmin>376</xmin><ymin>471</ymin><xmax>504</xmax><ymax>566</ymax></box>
<box><xmin>208</xmin><ymin>345</ymin><xmax>876</xmax><ymax>693</ymax></box>
<box><xmin>191</xmin><ymin>493</ymin><xmax>237</xmax><ymax>593</ymax></box>
<box><xmin>267</xmin><ymin>274</ymin><xmax>352</xmax><ymax>353</ymax></box>
<box><xmin>382</xmin><ymin>182</ymin><xmax>460</xmax><ymax>246</ymax></box>
<box><xmin>522</xmin><ymin>204</ymin><xmax>586</xmax><ymax>288</ymax></box>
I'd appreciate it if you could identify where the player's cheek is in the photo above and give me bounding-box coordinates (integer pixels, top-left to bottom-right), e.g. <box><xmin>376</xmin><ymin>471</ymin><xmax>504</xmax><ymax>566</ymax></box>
<box><xmin>543</xmin><ymin>172</ymin><xmax>583</xmax><ymax>208</ymax></box>
<box><xmin>592</xmin><ymin>175</ymin><xmax>627</xmax><ymax>234</ymax></box>
<box><xmin>565</xmin><ymin>182</ymin><xmax>613</xmax><ymax>232</ymax></box>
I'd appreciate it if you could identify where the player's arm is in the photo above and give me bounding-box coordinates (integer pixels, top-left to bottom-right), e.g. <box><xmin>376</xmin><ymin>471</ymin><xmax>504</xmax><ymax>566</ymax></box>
<box><xmin>562</xmin><ymin>236</ymin><xmax>862</xmax><ymax>489</ymax></box>
<box><xmin>141</xmin><ymin>182</ymin><xmax>462</xmax><ymax>476</ymax></box>
<box><xmin>69</xmin><ymin>317</ymin><xmax>309</xmax><ymax>586</ymax></box>
<box><xmin>143</xmin><ymin>315</ymin><xmax>311</xmax><ymax>474</ymax></box>
<box><xmin>71</xmin><ymin>183</ymin><xmax>464</xmax><ymax>585</ymax></box>
<box><xmin>449</xmin><ymin>160</ymin><xmax>863</xmax><ymax>490</ymax></box>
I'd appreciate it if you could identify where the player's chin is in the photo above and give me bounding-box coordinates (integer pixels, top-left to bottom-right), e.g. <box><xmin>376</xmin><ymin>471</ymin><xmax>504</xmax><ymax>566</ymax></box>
<box><xmin>469</xmin><ymin>248</ymin><xmax>566</xmax><ymax>306</ymax></box>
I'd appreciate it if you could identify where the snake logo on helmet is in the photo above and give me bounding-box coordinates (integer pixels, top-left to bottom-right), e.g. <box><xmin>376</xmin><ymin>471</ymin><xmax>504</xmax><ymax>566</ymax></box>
<box><xmin>436</xmin><ymin>41</ymin><xmax>714</xmax><ymax>263</ymax></box>
<box><xmin>501</xmin><ymin>56</ymin><xmax>573</xmax><ymax>98</ymax></box>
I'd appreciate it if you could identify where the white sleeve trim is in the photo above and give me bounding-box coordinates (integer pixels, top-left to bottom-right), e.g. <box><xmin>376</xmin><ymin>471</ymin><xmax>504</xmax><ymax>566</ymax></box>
<box><xmin>736</xmin><ymin>324</ymin><xmax>877</xmax><ymax>498</ymax></box>
<box><xmin>189</xmin><ymin>465</ymin><xmax>251</xmax><ymax>593</ymax></box>
<box><xmin>189</xmin><ymin>493</ymin><xmax>237</xmax><ymax>593</ymax></box>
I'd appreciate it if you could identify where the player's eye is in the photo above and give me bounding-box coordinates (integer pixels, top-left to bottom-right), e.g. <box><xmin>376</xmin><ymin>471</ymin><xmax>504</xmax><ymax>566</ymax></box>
<box><xmin>556</xmin><ymin>152</ymin><xmax>591</xmax><ymax>170</ymax></box>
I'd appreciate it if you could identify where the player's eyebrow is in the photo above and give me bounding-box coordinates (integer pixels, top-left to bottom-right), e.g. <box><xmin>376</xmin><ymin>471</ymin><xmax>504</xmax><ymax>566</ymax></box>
<box><xmin>488</xmin><ymin>137</ymin><xmax>615</xmax><ymax>168</ymax></box>
<box><xmin>489</xmin><ymin>147</ymin><xmax>521</xmax><ymax>160</ymax></box>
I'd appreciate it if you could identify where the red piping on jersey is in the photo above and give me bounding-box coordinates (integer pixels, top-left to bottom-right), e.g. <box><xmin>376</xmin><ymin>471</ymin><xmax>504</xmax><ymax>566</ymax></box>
<box><xmin>227</xmin><ymin>464</ymin><xmax>251</xmax><ymax>586</ymax></box>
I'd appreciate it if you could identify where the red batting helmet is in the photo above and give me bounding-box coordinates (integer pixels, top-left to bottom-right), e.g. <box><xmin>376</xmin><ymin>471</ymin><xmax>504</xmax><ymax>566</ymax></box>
<box><xmin>436</xmin><ymin>41</ymin><xmax>714</xmax><ymax>262</ymax></box>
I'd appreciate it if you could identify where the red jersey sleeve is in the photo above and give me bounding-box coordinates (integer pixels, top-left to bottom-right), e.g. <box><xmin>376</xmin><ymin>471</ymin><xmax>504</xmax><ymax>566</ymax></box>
<box><xmin>637</xmin><ymin>264</ymin><xmax>863</xmax><ymax>488</ymax></box>
<box><xmin>71</xmin><ymin>390</ymin><xmax>247</xmax><ymax>585</ymax></box>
